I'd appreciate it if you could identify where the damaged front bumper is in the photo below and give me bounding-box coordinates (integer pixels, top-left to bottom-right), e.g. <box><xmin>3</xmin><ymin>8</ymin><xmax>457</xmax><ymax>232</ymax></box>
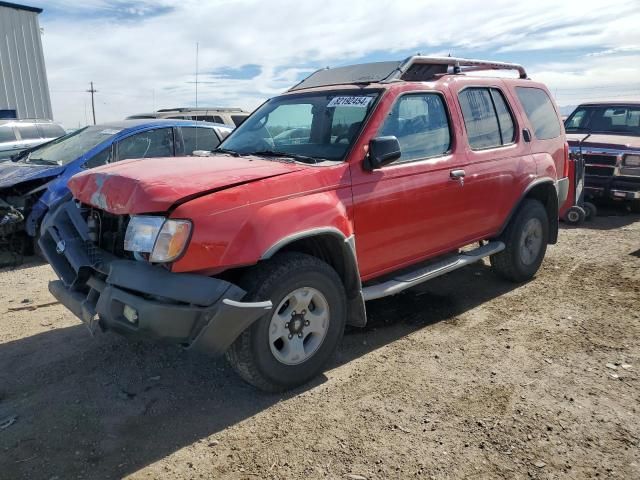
<box><xmin>39</xmin><ymin>200</ymin><xmax>272</xmax><ymax>355</ymax></box>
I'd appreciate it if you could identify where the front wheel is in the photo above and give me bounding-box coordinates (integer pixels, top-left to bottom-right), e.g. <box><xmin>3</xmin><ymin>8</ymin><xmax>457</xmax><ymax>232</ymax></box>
<box><xmin>226</xmin><ymin>252</ymin><xmax>347</xmax><ymax>392</ymax></box>
<box><xmin>491</xmin><ymin>199</ymin><xmax>549</xmax><ymax>282</ymax></box>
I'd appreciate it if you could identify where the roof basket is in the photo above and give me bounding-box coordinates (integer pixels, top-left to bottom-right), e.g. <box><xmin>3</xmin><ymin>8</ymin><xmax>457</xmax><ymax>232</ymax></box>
<box><xmin>392</xmin><ymin>56</ymin><xmax>528</xmax><ymax>82</ymax></box>
<box><xmin>288</xmin><ymin>56</ymin><xmax>528</xmax><ymax>91</ymax></box>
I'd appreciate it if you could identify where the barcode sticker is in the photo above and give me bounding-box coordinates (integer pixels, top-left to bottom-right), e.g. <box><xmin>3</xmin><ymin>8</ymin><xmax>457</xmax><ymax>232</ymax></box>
<box><xmin>327</xmin><ymin>96</ymin><xmax>372</xmax><ymax>108</ymax></box>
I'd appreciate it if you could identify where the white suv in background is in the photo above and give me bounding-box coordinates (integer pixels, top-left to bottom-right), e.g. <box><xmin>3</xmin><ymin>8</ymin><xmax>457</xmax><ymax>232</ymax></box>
<box><xmin>126</xmin><ymin>107</ymin><xmax>250</xmax><ymax>127</ymax></box>
<box><xmin>0</xmin><ymin>120</ymin><xmax>67</xmax><ymax>161</ymax></box>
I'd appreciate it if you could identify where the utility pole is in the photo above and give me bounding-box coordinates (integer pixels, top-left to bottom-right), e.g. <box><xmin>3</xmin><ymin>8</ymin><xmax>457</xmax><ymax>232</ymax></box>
<box><xmin>87</xmin><ymin>81</ymin><xmax>97</xmax><ymax>125</ymax></box>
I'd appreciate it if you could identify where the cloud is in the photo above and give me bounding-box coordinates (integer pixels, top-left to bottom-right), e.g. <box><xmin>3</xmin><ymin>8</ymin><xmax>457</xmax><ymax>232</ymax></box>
<box><xmin>40</xmin><ymin>0</ymin><xmax>640</xmax><ymax>127</ymax></box>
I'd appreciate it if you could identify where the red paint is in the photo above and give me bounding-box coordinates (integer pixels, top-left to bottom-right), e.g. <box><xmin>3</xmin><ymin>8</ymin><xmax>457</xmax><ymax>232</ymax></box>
<box><xmin>67</xmin><ymin>74</ymin><xmax>566</xmax><ymax>279</ymax></box>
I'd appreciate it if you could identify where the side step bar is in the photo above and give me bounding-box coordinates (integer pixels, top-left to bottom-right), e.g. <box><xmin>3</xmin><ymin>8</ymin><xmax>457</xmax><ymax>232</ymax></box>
<box><xmin>362</xmin><ymin>241</ymin><xmax>505</xmax><ymax>301</ymax></box>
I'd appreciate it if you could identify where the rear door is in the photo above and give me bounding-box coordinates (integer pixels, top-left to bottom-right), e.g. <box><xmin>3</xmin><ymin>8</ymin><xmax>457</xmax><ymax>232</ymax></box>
<box><xmin>452</xmin><ymin>83</ymin><xmax>534</xmax><ymax>236</ymax></box>
<box><xmin>179</xmin><ymin>126</ymin><xmax>221</xmax><ymax>155</ymax></box>
<box><xmin>350</xmin><ymin>89</ymin><xmax>471</xmax><ymax>279</ymax></box>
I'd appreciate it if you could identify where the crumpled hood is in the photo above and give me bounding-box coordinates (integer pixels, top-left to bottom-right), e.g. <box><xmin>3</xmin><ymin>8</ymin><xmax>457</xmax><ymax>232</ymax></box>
<box><xmin>566</xmin><ymin>133</ymin><xmax>640</xmax><ymax>150</ymax></box>
<box><xmin>68</xmin><ymin>154</ymin><xmax>306</xmax><ymax>214</ymax></box>
<box><xmin>0</xmin><ymin>162</ymin><xmax>64</xmax><ymax>190</ymax></box>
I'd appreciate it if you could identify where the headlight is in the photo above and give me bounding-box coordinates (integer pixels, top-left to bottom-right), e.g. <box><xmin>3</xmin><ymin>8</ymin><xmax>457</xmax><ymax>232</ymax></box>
<box><xmin>624</xmin><ymin>154</ymin><xmax>640</xmax><ymax>167</ymax></box>
<box><xmin>124</xmin><ymin>216</ymin><xmax>192</xmax><ymax>263</ymax></box>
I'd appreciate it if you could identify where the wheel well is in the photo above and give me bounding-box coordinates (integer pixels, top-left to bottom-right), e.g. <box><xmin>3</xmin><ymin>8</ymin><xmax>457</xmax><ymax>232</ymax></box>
<box><xmin>277</xmin><ymin>234</ymin><xmax>355</xmax><ymax>292</ymax></box>
<box><xmin>267</xmin><ymin>233</ymin><xmax>367</xmax><ymax>327</ymax></box>
<box><xmin>523</xmin><ymin>182</ymin><xmax>559</xmax><ymax>244</ymax></box>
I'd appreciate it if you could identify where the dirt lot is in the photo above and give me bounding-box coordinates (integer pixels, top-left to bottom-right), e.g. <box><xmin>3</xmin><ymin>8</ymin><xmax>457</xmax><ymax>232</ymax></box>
<box><xmin>1</xmin><ymin>207</ymin><xmax>639</xmax><ymax>480</ymax></box>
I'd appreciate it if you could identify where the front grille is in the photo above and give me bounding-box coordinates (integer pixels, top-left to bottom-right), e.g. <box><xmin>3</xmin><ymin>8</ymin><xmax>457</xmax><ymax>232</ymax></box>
<box><xmin>583</xmin><ymin>154</ymin><xmax>618</xmax><ymax>166</ymax></box>
<box><xmin>586</xmin><ymin>165</ymin><xmax>615</xmax><ymax>177</ymax></box>
<box><xmin>86</xmin><ymin>207</ymin><xmax>130</xmax><ymax>258</ymax></box>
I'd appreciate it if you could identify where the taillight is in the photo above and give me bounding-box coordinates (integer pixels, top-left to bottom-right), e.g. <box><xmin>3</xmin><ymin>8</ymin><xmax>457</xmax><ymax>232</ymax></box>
<box><xmin>563</xmin><ymin>142</ymin><xmax>570</xmax><ymax>178</ymax></box>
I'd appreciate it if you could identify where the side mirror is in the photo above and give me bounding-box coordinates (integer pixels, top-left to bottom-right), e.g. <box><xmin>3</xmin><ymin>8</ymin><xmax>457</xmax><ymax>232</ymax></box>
<box><xmin>365</xmin><ymin>136</ymin><xmax>401</xmax><ymax>170</ymax></box>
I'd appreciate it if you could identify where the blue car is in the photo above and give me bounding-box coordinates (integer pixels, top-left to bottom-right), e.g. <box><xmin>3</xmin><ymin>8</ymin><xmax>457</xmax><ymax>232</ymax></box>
<box><xmin>0</xmin><ymin>119</ymin><xmax>232</xmax><ymax>255</ymax></box>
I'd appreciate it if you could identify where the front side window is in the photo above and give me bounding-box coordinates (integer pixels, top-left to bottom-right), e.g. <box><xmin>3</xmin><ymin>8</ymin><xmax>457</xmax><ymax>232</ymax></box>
<box><xmin>220</xmin><ymin>91</ymin><xmax>380</xmax><ymax>162</ymax></box>
<box><xmin>0</xmin><ymin>126</ymin><xmax>16</xmax><ymax>143</ymax></box>
<box><xmin>38</xmin><ymin>124</ymin><xmax>66</xmax><ymax>138</ymax></box>
<box><xmin>515</xmin><ymin>87</ymin><xmax>561</xmax><ymax>140</ymax></box>
<box><xmin>181</xmin><ymin>127</ymin><xmax>220</xmax><ymax>154</ymax></box>
<box><xmin>231</xmin><ymin>115</ymin><xmax>247</xmax><ymax>126</ymax></box>
<box><xmin>18</xmin><ymin>124</ymin><xmax>40</xmax><ymax>140</ymax></box>
<box><xmin>379</xmin><ymin>93</ymin><xmax>451</xmax><ymax>162</ymax></box>
<box><xmin>83</xmin><ymin>146</ymin><xmax>113</xmax><ymax>169</ymax></box>
<box><xmin>565</xmin><ymin>105</ymin><xmax>640</xmax><ymax>136</ymax></box>
<box><xmin>117</xmin><ymin>128</ymin><xmax>174</xmax><ymax>161</ymax></box>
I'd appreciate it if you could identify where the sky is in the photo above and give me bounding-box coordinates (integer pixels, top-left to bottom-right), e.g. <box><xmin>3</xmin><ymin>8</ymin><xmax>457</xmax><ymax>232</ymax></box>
<box><xmin>35</xmin><ymin>0</ymin><xmax>640</xmax><ymax>128</ymax></box>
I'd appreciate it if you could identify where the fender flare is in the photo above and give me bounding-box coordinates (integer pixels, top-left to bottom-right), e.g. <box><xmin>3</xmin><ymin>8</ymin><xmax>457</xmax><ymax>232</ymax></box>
<box><xmin>260</xmin><ymin>227</ymin><xmax>368</xmax><ymax>327</ymax></box>
<box><xmin>497</xmin><ymin>178</ymin><xmax>559</xmax><ymax>244</ymax></box>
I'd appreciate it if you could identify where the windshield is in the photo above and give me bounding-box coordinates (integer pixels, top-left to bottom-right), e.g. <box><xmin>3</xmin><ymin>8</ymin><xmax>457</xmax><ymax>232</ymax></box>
<box><xmin>220</xmin><ymin>91</ymin><xmax>380</xmax><ymax>161</ymax></box>
<box><xmin>21</xmin><ymin>126</ymin><xmax>122</xmax><ymax>165</ymax></box>
<box><xmin>565</xmin><ymin>105</ymin><xmax>640</xmax><ymax>136</ymax></box>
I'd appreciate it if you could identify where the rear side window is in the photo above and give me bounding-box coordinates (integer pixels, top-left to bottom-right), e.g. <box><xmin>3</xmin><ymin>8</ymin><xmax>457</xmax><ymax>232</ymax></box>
<box><xmin>231</xmin><ymin>115</ymin><xmax>247</xmax><ymax>126</ymax></box>
<box><xmin>117</xmin><ymin>128</ymin><xmax>174</xmax><ymax>161</ymax></box>
<box><xmin>515</xmin><ymin>87</ymin><xmax>561</xmax><ymax>140</ymax></box>
<box><xmin>17</xmin><ymin>125</ymin><xmax>40</xmax><ymax>140</ymax></box>
<box><xmin>0</xmin><ymin>126</ymin><xmax>16</xmax><ymax>142</ymax></box>
<box><xmin>181</xmin><ymin>127</ymin><xmax>220</xmax><ymax>153</ymax></box>
<box><xmin>458</xmin><ymin>88</ymin><xmax>515</xmax><ymax>149</ymax></box>
<box><xmin>38</xmin><ymin>124</ymin><xmax>65</xmax><ymax>138</ymax></box>
<box><xmin>378</xmin><ymin>93</ymin><xmax>451</xmax><ymax>162</ymax></box>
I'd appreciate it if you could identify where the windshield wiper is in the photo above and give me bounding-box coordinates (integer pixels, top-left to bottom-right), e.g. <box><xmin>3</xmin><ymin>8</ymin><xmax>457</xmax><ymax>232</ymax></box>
<box><xmin>213</xmin><ymin>148</ymin><xmax>242</xmax><ymax>157</ymax></box>
<box><xmin>253</xmin><ymin>150</ymin><xmax>320</xmax><ymax>164</ymax></box>
<box><xmin>24</xmin><ymin>157</ymin><xmax>58</xmax><ymax>165</ymax></box>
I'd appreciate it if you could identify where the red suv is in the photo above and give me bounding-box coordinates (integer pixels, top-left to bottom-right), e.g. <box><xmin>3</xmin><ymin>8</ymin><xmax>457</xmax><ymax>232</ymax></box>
<box><xmin>41</xmin><ymin>57</ymin><xmax>569</xmax><ymax>391</ymax></box>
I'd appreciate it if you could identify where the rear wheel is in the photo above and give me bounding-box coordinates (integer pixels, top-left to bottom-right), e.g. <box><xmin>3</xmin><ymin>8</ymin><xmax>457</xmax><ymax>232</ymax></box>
<box><xmin>564</xmin><ymin>206</ymin><xmax>586</xmax><ymax>224</ymax></box>
<box><xmin>583</xmin><ymin>201</ymin><xmax>597</xmax><ymax>221</ymax></box>
<box><xmin>226</xmin><ymin>252</ymin><xmax>347</xmax><ymax>392</ymax></box>
<box><xmin>491</xmin><ymin>199</ymin><xmax>549</xmax><ymax>282</ymax></box>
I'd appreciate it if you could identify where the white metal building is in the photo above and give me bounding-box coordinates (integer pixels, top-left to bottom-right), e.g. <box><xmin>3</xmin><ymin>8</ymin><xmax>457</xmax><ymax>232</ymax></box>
<box><xmin>0</xmin><ymin>2</ymin><xmax>52</xmax><ymax>120</ymax></box>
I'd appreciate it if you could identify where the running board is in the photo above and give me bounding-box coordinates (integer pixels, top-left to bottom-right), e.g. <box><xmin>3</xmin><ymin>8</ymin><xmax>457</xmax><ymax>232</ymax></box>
<box><xmin>362</xmin><ymin>241</ymin><xmax>505</xmax><ymax>301</ymax></box>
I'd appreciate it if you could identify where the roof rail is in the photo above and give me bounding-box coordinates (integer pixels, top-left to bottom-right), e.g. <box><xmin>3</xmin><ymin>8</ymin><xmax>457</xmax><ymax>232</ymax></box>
<box><xmin>386</xmin><ymin>56</ymin><xmax>528</xmax><ymax>81</ymax></box>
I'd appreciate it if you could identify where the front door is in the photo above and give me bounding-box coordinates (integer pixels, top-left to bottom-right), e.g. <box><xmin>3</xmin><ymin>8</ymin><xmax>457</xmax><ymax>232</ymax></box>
<box><xmin>350</xmin><ymin>91</ymin><xmax>470</xmax><ymax>280</ymax></box>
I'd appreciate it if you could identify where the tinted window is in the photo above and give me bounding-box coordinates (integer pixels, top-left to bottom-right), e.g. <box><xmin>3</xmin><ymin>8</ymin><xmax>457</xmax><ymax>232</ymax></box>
<box><xmin>459</xmin><ymin>89</ymin><xmax>502</xmax><ymax>149</ymax></box>
<box><xmin>181</xmin><ymin>127</ymin><xmax>220</xmax><ymax>154</ymax></box>
<box><xmin>379</xmin><ymin>93</ymin><xmax>451</xmax><ymax>162</ymax></box>
<box><xmin>231</xmin><ymin>115</ymin><xmax>247</xmax><ymax>126</ymax></box>
<box><xmin>38</xmin><ymin>124</ymin><xmax>66</xmax><ymax>138</ymax></box>
<box><xmin>0</xmin><ymin>126</ymin><xmax>16</xmax><ymax>142</ymax></box>
<box><xmin>565</xmin><ymin>105</ymin><xmax>640</xmax><ymax>136</ymax></box>
<box><xmin>491</xmin><ymin>90</ymin><xmax>515</xmax><ymax>144</ymax></box>
<box><xmin>515</xmin><ymin>87</ymin><xmax>561</xmax><ymax>140</ymax></box>
<box><xmin>18</xmin><ymin>125</ymin><xmax>41</xmax><ymax>140</ymax></box>
<box><xmin>117</xmin><ymin>128</ymin><xmax>174</xmax><ymax>161</ymax></box>
<box><xmin>83</xmin><ymin>147</ymin><xmax>112</xmax><ymax>169</ymax></box>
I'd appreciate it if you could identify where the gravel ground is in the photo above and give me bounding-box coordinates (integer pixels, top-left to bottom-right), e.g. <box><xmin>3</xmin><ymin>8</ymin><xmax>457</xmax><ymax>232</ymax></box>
<box><xmin>0</xmin><ymin>207</ymin><xmax>639</xmax><ymax>480</ymax></box>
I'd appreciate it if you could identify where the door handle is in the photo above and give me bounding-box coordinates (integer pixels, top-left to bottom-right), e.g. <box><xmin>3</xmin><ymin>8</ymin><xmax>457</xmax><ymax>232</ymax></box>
<box><xmin>450</xmin><ymin>169</ymin><xmax>465</xmax><ymax>186</ymax></box>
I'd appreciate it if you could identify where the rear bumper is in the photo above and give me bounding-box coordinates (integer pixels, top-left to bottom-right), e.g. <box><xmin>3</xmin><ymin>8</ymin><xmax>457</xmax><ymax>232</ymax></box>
<box><xmin>40</xmin><ymin>200</ymin><xmax>271</xmax><ymax>355</ymax></box>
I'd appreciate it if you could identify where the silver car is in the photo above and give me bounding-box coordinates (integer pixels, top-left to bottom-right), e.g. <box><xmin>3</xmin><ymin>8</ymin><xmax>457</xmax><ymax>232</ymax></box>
<box><xmin>0</xmin><ymin>120</ymin><xmax>66</xmax><ymax>161</ymax></box>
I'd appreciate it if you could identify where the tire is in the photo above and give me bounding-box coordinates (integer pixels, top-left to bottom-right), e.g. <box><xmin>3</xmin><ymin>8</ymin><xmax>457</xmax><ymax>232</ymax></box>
<box><xmin>225</xmin><ymin>252</ymin><xmax>347</xmax><ymax>392</ymax></box>
<box><xmin>630</xmin><ymin>201</ymin><xmax>640</xmax><ymax>214</ymax></box>
<box><xmin>583</xmin><ymin>202</ymin><xmax>597</xmax><ymax>221</ymax></box>
<box><xmin>564</xmin><ymin>206</ymin><xmax>586</xmax><ymax>225</ymax></box>
<box><xmin>490</xmin><ymin>199</ymin><xmax>549</xmax><ymax>282</ymax></box>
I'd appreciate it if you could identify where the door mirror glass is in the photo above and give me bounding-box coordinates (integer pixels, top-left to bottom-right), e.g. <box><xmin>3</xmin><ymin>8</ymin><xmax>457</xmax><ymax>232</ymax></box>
<box><xmin>365</xmin><ymin>136</ymin><xmax>401</xmax><ymax>170</ymax></box>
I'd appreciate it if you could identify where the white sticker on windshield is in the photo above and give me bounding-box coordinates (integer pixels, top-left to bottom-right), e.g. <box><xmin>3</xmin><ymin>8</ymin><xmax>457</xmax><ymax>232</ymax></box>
<box><xmin>327</xmin><ymin>96</ymin><xmax>372</xmax><ymax>108</ymax></box>
<box><xmin>99</xmin><ymin>129</ymin><xmax>122</xmax><ymax>135</ymax></box>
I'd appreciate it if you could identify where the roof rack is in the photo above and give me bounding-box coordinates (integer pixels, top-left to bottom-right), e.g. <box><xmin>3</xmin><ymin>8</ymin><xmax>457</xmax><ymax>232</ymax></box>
<box><xmin>288</xmin><ymin>56</ymin><xmax>528</xmax><ymax>91</ymax></box>
<box><xmin>390</xmin><ymin>56</ymin><xmax>528</xmax><ymax>81</ymax></box>
<box><xmin>156</xmin><ymin>107</ymin><xmax>245</xmax><ymax>113</ymax></box>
